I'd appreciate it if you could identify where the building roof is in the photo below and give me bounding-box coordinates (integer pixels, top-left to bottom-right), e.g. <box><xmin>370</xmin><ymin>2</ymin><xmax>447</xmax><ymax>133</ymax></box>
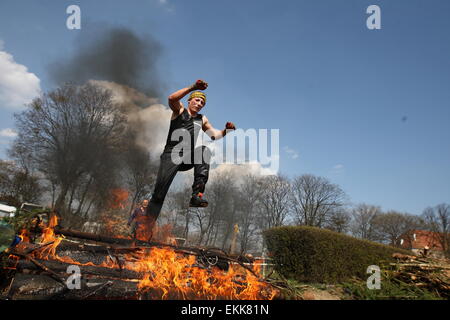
<box><xmin>400</xmin><ymin>230</ymin><xmax>445</xmax><ymax>251</ymax></box>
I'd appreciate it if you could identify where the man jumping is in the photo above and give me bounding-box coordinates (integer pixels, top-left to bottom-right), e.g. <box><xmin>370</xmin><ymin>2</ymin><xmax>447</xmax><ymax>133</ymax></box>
<box><xmin>146</xmin><ymin>79</ymin><xmax>236</xmax><ymax>225</ymax></box>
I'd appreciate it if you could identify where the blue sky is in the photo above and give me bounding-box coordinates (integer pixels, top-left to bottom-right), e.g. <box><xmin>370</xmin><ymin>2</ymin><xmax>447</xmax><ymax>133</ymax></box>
<box><xmin>0</xmin><ymin>0</ymin><xmax>449</xmax><ymax>215</ymax></box>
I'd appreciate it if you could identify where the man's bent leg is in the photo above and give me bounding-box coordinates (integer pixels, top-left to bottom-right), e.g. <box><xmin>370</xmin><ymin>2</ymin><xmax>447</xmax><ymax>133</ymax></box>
<box><xmin>148</xmin><ymin>153</ymin><xmax>180</xmax><ymax>220</ymax></box>
<box><xmin>190</xmin><ymin>146</ymin><xmax>211</xmax><ymax>207</ymax></box>
<box><xmin>192</xmin><ymin>146</ymin><xmax>211</xmax><ymax>194</ymax></box>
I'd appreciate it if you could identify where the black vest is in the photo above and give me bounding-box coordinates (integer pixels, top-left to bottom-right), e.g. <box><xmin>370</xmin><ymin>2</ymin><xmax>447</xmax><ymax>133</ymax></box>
<box><xmin>163</xmin><ymin>108</ymin><xmax>203</xmax><ymax>153</ymax></box>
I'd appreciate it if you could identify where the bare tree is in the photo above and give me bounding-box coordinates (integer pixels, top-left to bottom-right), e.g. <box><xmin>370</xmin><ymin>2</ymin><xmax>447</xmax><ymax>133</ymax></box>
<box><xmin>10</xmin><ymin>83</ymin><xmax>127</xmax><ymax>221</ymax></box>
<box><xmin>0</xmin><ymin>160</ymin><xmax>43</xmax><ymax>205</ymax></box>
<box><xmin>372</xmin><ymin>211</ymin><xmax>423</xmax><ymax>247</ymax></box>
<box><xmin>350</xmin><ymin>203</ymin><xmax>382</xmax><ymax>240</ymax></box>
<box><xmin>236</xmin><ymin>174</ymin><xmax>264</xmax><ymax>253</ymax></box>
<box><xmin>258</xmin><ymin>174</ymin><xmax>292</xmax><ymax>229</ymax></box>
<box><xmin>166</xmin><ymin>187</ymin><xmax>193</xmax><ymax>241</ymax></box>
<box><xmin>122</xmin><ymin>129</ymin><xmax>158</xmax><ymax>216</ymax></box>
<box><xmin>202</xmin><ymin>171</ymin><xmax>237</xmax><ymax>248</ymax></box>
<box><xmin>422</xmin><ymin>203</ymin><xmax>450</xmax><ymax>255</ymax></box>
<box><xmin>291</xmin><ymin>174</ymin><xmax>347</xmax><ymax>227</ymax></box>
<box><xmin>325</xmin><ymin>208</ymin><xmax>351</xmax><ymax>234</ymax></box>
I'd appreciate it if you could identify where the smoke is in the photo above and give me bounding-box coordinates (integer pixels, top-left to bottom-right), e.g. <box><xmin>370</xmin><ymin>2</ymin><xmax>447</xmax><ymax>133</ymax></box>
<box><xmin>47</xmin><ymin>25</ymin><xmax>169</xmax><ymax>160</ymax></box>
<box><xmin>89</xmin><ymin>80</ymin><xmax>170</xmax><ymax>161</ymax></box>
<box><xmin>48</xmin><ymin>26</ymin><xmax>164</xmax><ymax>98</ymax></box>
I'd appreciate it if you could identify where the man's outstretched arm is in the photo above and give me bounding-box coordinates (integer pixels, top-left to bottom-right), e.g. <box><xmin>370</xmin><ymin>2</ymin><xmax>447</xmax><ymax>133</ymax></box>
<box><xmin>168</xmin><ymin>80</ymin><xmax>208</xmax><ymax>114</ymax></box>
<box><xmin>202</xmin><ymin>116</ymin><xmax>236</xmax><ymax>140</ymax></box>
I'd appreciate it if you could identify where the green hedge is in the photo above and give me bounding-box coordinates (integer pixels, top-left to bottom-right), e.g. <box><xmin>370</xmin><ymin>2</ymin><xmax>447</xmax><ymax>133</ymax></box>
<box><xmin>263</xmin><ymin>226</ymin><xmax>412</xmax><ymax>284</ymax></box>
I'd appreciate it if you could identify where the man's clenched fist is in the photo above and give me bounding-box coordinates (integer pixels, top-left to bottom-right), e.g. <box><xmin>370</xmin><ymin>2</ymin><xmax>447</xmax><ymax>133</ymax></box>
<box><xmin>192</xmin><ymin>79</ymin><xmax>208</xmax><ymax>90</ymax></box>
<box><xmin>225</xmin><ymin>122</ymin><xmax>236</xmax><ymax>130</ymax></box>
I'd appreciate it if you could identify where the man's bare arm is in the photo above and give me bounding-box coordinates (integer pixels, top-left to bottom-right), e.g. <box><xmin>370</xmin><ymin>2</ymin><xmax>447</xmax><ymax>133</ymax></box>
<box><xmin>168</xmin><ymin>80</ymin><xmax>208</xmax><ymax>115</ymax></box>
<box><xmin>202</xmin><ymin>116</ymin><xmax>236</xmax><ymax>140</ymax></box>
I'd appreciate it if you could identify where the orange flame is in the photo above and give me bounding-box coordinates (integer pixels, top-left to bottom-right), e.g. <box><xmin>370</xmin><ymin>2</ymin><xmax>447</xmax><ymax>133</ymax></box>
<box><xmin>38</xmin><ymin>215</ymin><xmax>63</xmax><ymax>259</ymax></box>
<box><xmin>128</xmin><ymin>248</ymin><xmax>276</xmax><ymax>300</ymax></box>
<box><xmin>19</xmin><ymin>229</ymin><xmax>30</xmax><ymax>243</ymax></box>
<box><xmin>109</xmin><ymin>189</ymin><xmax>129</xmax><ymax>210</ymax></box>
<box><xmin>24</xmin><ymin>214</ymin><xmax>277</xmax><ymax>300</ymax></box>
<box><xmin>34</xmin><ymin>215</ymin><xmax>117</xmax><ymax>268</ymax></box>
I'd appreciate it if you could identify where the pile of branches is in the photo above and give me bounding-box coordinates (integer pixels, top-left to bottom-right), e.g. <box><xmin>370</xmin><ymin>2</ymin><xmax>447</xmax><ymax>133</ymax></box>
<box><xmin>389</xmin><ymin>253</ymin><xmax>450</xmax><ymax>299</ymax></box>
<box><xmin>0</xmin><ymin>227</ymin><xmax>275</xmax><ymax>300</ymax></box>
<box><xmin>1</xmin><ymin>241</ymin><xmax>141</xmax><ymax>300</ymax></box>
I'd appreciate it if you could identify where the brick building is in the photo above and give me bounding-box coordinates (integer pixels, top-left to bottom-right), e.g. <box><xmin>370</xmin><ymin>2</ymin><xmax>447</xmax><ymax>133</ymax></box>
<box><xmin>399</xmin><ymin>230</ymin><xmax>446</xmax><ymax>256</ymax></box>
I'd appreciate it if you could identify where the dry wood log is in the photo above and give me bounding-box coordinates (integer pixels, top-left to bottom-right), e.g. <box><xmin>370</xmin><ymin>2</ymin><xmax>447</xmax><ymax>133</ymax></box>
<box><xmin>7</xmin><ymin>273</ymin><xmax>66</xmax><ymax>300</ymax></box>
<box><xmin>389</xmin><ymin>263</ymin><xmax>450</xmax><ymax>270</ymax></box>
<box><xmin>54</xmin><ymin>228</ymin><xmax>134</xmax><ymax>246</ymax></box>
<box><xmin>392</xmin><ymin>253</ymin><xmax>417</xmax><ymax>261</ymax></box>
<box><xmin>53</xmin><ymin>228</ymin><xmax>230</xmax><ymax>258</ymax></box>
<box><xmin>34</xmin><ymin>227</ymin><xmax>232</xmax><ymax>270</ymax></box>
<box><xmin>9</xmin><ymin>250</ymin><xmax>66</xmax><ymax>285</ymax></box>
<box><xmin>80</xmin><ymin>281</ymin><xmax>113</xmax><ymax>300</ymax></box>
<box><xmin>8</xmin><ymin>273</ymin><xmax>139</xmax><ymax>300</ymax></box>
<box><xmin>10</xmin><ymin>258</ymin><xmax>142</xmax><ymax>280</ymax></box>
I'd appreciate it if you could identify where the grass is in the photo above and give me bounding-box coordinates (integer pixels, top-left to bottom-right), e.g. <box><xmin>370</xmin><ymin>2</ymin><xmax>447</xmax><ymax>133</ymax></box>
<box><xmin>266</xmin><ymin>268</ymin><xmax>444</xmax><ymax>300</ymax></box>
<box><xmin>339</xmin><ymin>269</ymin><xmax>443</xmax><ymax>300</ymax></box>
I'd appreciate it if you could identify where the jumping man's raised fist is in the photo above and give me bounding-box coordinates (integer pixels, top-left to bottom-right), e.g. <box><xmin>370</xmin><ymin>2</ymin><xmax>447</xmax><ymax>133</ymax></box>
<box><xmin>192</xmin><ymin>79</ymin><xmax>208</xmax><ymax>91</ymax></box>
<box><xmin>225</xmin><ymin>122</ymin><xmax>236</xmax><ymax>130</ymax></box>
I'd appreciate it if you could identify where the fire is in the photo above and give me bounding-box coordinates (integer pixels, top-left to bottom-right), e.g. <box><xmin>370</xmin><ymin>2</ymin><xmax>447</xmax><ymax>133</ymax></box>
<box><xmin>37</xmin><ymin>215</ymin><xmax>63</xmax><ymax>260</ymax></box>
<box><xmin>109</xmin><ymin>188</ymin><xmax>129</xmax><ymax>210</ymax></box>
<box><xmin>40</xmin><ymin>215</ymin><xmax>59</xmax><ymax>243</ymax></box>
<box><xmin>18</xmin><ymin>214</ymin><xmax>277</xmax><ymax>300</ymax></box>
<box><xmin>129</xmin><ymin>248</ymin><xmax>276</xmax><ymax>300</ymax></box>
<box><xmin>35</xmin><ymin>215</ymin><xmax>117</xmax><ymax>268</ymax></box>
<box><xmin>18</xmin><ymin>229</ymin><xmax>30</xmax><ymax>243</ymax></box>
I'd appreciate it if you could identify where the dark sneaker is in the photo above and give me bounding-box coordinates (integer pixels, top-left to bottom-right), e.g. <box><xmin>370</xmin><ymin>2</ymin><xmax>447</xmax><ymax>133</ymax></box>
<box><xmin>189</xmin><ymin>192</ymin><xmax>208</xmax><ymax>208</ymax></box>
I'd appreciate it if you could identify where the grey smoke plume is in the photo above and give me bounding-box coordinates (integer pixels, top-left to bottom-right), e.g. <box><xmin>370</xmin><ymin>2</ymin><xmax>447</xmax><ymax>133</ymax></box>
<box><xmin>47</xmin><ymin>25</ymin><xmax>169</xmax><ymax>159</ymax></box>
<box><xmin>49</xmin><ymin>26</ymin><xmax>164</xmax><ymax>99</ymax></box>
<box><xmin>90</xmin><ymin>80</ymin><xmax>171</xmax><ymax>160</ymax></box>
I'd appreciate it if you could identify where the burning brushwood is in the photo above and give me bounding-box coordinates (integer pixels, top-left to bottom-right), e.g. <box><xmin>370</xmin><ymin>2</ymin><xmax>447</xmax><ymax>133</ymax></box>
<box><xmin>1</xmin><ymin>216</ymin><xmax>278</xmax><ymax>300</ymax></box>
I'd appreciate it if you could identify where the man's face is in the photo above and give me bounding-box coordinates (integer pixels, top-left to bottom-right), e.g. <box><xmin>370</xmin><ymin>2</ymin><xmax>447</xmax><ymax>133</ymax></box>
<box><xmin>188</xmin><ymin>97</ymin><xmax>205</xmax><ymax>113</ymax></box>
<box><xmin>142</xmin><ymin>200</ymin><xmax>149</xmax><ymax>207</ymax></box>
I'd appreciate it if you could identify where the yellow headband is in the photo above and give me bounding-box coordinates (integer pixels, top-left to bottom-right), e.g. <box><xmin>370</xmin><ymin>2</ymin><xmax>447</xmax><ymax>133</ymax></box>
<box><xmin>188</xmin><ymin>91</ymin><xmax>206</xmax><ymax>104</ymax></box>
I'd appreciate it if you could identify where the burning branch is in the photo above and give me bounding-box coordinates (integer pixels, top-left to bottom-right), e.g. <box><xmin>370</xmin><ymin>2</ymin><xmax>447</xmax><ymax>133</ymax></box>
<box><xmin>2</xmin><ymin>216</ymin><xmax>278</xmax><ymax>300</ymax></box>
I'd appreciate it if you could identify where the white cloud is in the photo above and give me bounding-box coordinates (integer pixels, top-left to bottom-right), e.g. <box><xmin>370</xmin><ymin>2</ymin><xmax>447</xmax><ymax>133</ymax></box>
<box><xmin>283</xmin><ymin>146</ymin><xmax>299</xmax><ymax>159</ymax></box>
<box><xmin>0</xmin><ymin>43</ymin><xmax>41</xmax><ymax>110</ymax></box>
<box><xmin>212</xmin><ymin>162</ymin><xmax>278</xmax><ymax>177</ymax></box>
<box><xmin>176</xmin><ymin>161</ymin><xmax>278</xmax><ymax>191</ymax></box>
<box><xmin>0</xmin><ymin>128</ymin><xmax>17</xmax><ymax>138</ymax></box>
<box><xmin>156</xmin><ymin>0</ymin><xmax>175</xmax><ymax>12</ymax></box>
<box><xmin>330</xmin><ymin>164</ymin><xmax>345</xmax><ymax>176</ymax></box>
